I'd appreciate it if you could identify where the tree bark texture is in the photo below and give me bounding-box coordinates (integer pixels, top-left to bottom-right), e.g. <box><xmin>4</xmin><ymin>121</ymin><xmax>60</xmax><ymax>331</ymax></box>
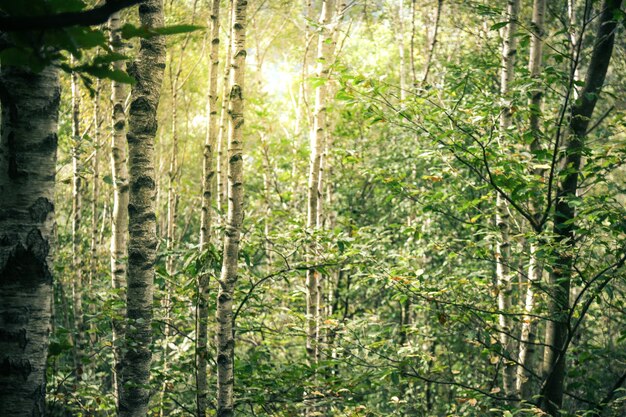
<box><xmin>217</xmin><ymin>2</ymin><xmax>234</xmax><ymax>216</ymax></box>
<box><xmin>109</xmin><ymin>10</ymin><xmax>130</xmax><ymax>409</ymax></box>
<box><xmin>306</xmin><ymin>0</ymin><xmax>336</xmax><ymax>368</ymax></box>
<box><xmin>88</xmin><ymin>81</ymin><xmax>101</xmax><ymax>346</ymax></box>
<box><xmin>119</xmin><ymin>0</ymin><xmax>166</xmax><ymax>416</ymax></box>
<box><xmin>496</xmin><ymin>0</ymin><xmax>520</xmax><ymax>398</ymax></box>
<box><xmin>541</xmin><ymin>0</ymin><xmax>622</xmax><ymax>414</ymax></box>
<box><xmin>0</xmin><ymin>64</ymin><xmax>59</xmax><ymax>417</ymax></box>
<box><xmin>516</xmin><ymin>0</ymin><xmax>545</xmax><ymax>400</ymax></box>
<box><xmin>197</xmin><ymin>1</ymin><xmax>221</xmax><ymax>416</ymax></box>
<box><xmin>70</xmin><ymin>63</ymin><xmax>86</xmax><ymax>381</ymax></box>
<box><xmin>216</xmin><ymin>1</ymin><xmax>247</xmax><ymax>416</ymax></box>
<box><xmin>421</xmin><ymin>0</ymin><xmax>443</xmax><ymax>85</ymax></box>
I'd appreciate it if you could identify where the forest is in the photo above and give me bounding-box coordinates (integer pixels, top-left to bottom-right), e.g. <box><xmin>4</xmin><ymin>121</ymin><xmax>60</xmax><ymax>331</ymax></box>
<box><xmin>0</xmin><ymin>0</ymin><xmax>625</xmax><ymax>416</ymax></box>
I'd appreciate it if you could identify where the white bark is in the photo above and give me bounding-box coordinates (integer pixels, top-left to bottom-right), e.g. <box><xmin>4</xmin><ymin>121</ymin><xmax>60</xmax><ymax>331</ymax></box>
<box><xmin>496</xmin><ymin>0</ymin><xmax>520</xmax><ymax>398</ymax></box>
<box><xmin>516</xmin><ymin>0</ymin><xmax>546</xmax><ymax>400</ymax></box>
<box><xmin>0</xmin><ymin>64</ymin><xmax>59</xmax><ymax>417</ymax></box>
<box><xmin>109</xmin><ymin>11</ymin><xmax>130</xmax><ymax>408</ymax></box>
<box><xmin>217</xmin><ymin>3</ymin><xmax>234</xmax><ymax>216</ymax></box>
<box><xmin>216</xmin><ymin>1</ymin><xmax>247</xmax><ymax>416</ymax></box>
<box><xmin>119</xmin><ymin>0</ymin><xmax>166</xmax><ymax>416</ymax></box>
<box><xmin>306</xmin><ymin>0</ymin><xmax>336</xmax><ymax>368</ymax></box>
<box><xmin>197</xmin><ymin>1</ymin><xmax>221</xmax><ymax>416</ymax></box>
<box><xmin>70</xmin><ymin>63</ymin><xmax>86</xmax><ymax>381</ymax></box>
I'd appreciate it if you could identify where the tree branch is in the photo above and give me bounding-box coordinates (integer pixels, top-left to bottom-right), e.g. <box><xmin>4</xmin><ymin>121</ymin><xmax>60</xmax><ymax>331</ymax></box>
<box><xmin>0</xmin><ymin>0</ymin><xmax>141</xmax><ymax>32</ymax></box>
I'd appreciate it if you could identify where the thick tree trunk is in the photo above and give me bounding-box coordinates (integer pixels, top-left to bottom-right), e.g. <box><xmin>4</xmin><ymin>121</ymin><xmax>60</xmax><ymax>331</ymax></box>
<box><xmin>541</xmin><ymin>1</ymin><xmax>622</xmax><ymax>414</ymax></box>
<box><xmin>109</xmin><ymin>11</ymin><xmax>130</xmax><ymax>409</ymax></box>
<box><xmin>496</xmin><ymin>0</ymin><xmax>519</xmax><ymax>398</ymax></box>
<box><xmin>516</xmin><ymin>0</ymin><xmax>545</xmax><ymax>400</ymax></box>
<box><xmin>197</xmin><ymin>1</ymin><xmax>221</xmax><ymax>416</ymax></box>
<box><xmin>0</xmin><ymin>64</ymin><xmax>59</xmax><ymax>417</ymax></box>
<box><xmin>216</xmin><ymin>1</ymin><xmax>247</xmax><ymax>416</ymax></box>
<box><xmin>119</xmin><ymin>0</ymin><xmax>166</xmax><ymax>416</ymax></box>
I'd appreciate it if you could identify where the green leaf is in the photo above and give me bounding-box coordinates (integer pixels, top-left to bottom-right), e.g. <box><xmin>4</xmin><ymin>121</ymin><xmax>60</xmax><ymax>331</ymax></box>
<box><xmin>121</xmin><ymin>23</ymin><xmax>204</xmax><ymax>40</ymax></box>
<box><xmin>490</xmin><ymin>21</ymin><xmax>510</xmax><ymax>31</ymax></box>
<box><xmin>0</xmin><ymin>47</ymin><xmax>46</xmax><ymax>72</ymax></box>
<box><xmin>82</xmin><ymin>66</ymin><xmax>136</xmax><ymax>84</ymax></box>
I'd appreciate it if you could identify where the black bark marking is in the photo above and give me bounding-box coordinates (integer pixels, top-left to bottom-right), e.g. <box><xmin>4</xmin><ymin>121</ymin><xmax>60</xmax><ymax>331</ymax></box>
<box><xmin>0</xmin><ymin>230</ymin><xmax>50</xmax><ymax>286</ymax></box>
<box><xmin>28</xmin><ymin>198</ymin><xmax>54</xmax><ymax>223</ymax></box>
<box><xmin>0</xmin><ymin>357</ymin><xmax>32</xmax><ymax>380</ymax></box>
<box><xmin>0</xmin><ymin>328</ymin><xmax>28</xmax><ymax>349</ymax></box>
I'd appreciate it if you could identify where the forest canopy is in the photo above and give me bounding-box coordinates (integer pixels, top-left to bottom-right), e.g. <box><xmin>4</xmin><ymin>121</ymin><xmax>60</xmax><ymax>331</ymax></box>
<box><xmin>0</xmin><ymin>0</ymin><xmax>625</xmax><ymax>416</ymax></box>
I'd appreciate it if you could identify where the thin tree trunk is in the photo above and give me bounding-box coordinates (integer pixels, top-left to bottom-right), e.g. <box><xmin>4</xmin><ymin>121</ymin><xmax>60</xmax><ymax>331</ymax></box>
<box><xmin>166</xmin><ymin>85</ymin><xmax>178</xmax><ymax>277</ymax></box>
<box><xmin>306</xmin><ymin>0</ymin><xmax>336</xmax><ymax>369</ymax></box>
<box><xmin>70</xmin><ymin>62</ymin><xmax>86</xmax><ymax>382</ymax></box>
<box><xmin>119</xmin><ymin>0</ymin><xmax>166</xmax><ymax>415</ymax></box>
<box><xmin>541</xmin><ymin>1</ymin><xmax>622</xmax><ymax>414</ymax></box>
<box><xmin>409</xmin><ymin>0</ymin><xmax>417</xmax><ymax>86</ymax></box>
<box><xmin>496</xmin><ymin>0</ymin><xmax>520</xmax><ymax>398</ymax></box>
<box><xmin>217</xmin><ymin>3</ymin><xmax>234</xmax><ymax>216</ymax></box>
<box><xmin>109</xmin><ymin>11</ymin><xmax>130</xmax><ymax>409</ymax></box>
<box><xmin>89</xmin><ymin>80</ymin><xmax>101</xmax><ymax>346</ymax></box>
<box><xmin>0</xmin><ymin>63</ymin><xmax>59</xmax><ymax>417</ymax></box>
<box><xmin>421</xmin><ymin>0</ymin><xmax>443</xmax><ymax>85</ymax></box>
<box><xmin>260</xmin><ymin>133</ymin><xmax>273</xmax><ymax>268</ymax></box>
<box><xmin>397</xmin><ymin>0</ymin><xmax>406</xmax><ymax>100</ymax></box>
<box><xmin>197</xmin><ymin>1</ymin><xmax>221</xmax><ymax>416</ymax></box>
<box><xmin>516</xmin><ymin>0</ymin><xmax>546</xmax><ymax>400</ymax></box>
<box><xmin>216</xmin><ymin>1</ymin><xmax>247</xmax><ymax>416</ymax></box>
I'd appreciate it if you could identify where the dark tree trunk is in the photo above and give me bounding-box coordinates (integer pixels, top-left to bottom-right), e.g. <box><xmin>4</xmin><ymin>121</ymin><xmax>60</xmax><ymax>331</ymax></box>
<box><xmin>0</xmin><ymin>64</ymin><xmax>60</xmax><ymax>417</ymax></box>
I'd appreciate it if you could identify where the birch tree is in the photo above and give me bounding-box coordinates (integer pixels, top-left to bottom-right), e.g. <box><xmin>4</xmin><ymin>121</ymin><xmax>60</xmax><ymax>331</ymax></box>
<box><xmin>119</xmin><ymin>0</ymin><xmax>166</xmax><ymax>415</ymax></box>
<box><xmin>197</xmin><ymin>0</ymin><xmax>221</xmax><ymax>415</ymax></box>
<box><xmin>516</xmin><ymin>0</ymin><xmax>545</xmax><ymax>399</ymax></box>
<box><xmin>109</xmin><ymin>10</ymin><xmax>129</xmax><ymax>408</ymax></box>
<box><xmin>0</xmin><ymin>63</ymin><xmax>59</xmax><ymax>417</ymax></box>
<box><xmin>306</xmin><ymin>0</ymin><xmax>336</xmax><ymax>369</ymax></box>
<box><xmin>70</xmin><ymin>63</ymin><xmax>86</xmax><ymax>381</ymax></box>
<box><xmin>216</xmin><ymin>0</ymin><xmax>248</xmax><ymax>415</ymax></box>
<box><xmin>496</xmin><ymin>0</ymin><xmax>520</xmax><ymax>398</ymax></box>
<box><xmin>541</xmin><ymin>0</ymin><xmax>622</xmax><ymax>413</ymax></box>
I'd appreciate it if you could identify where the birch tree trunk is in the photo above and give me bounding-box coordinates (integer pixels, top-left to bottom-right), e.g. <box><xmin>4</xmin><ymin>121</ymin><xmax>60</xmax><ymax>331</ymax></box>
<box><xmin>0</xmin><ymin>63</ymin><xmax>59</xmax><ymax>417</ymax></box>
<box><xmin>496</xmin><ymin>0</ymin><xmax>520</xmax><ymax>398</ymax></box>
<box><xmin>541</xmin><ymin>1</ymin><xmax>622</xmax><ymax>413</ymax></box>
<box><xmin>197</xmin><ymin>1</ymin><xmax>221</xmax><ymax>416</ymax></box>
<box><xmin>109</xmin><ymin>10</ymin><xmax>129</xmax><ymax>409</ymax></box>
<box><xmin>421</xmin><ymin>0</ymin><xmax>443</xmax><ymax>85</ymax></box>
<box><xmin>516</xmin><ymin>0</ymin><xmax>545</xmax><ymax>400</ymax></box>
<box><xmin>70</xmin><ymin>64</ymin><xmax>86</xmax><ymax>381</ymax></box>
<box><xmin>396</xmin><ymin>0</ymin><xmax>406</xmax><ymax>101</ymax></box>
<box><xmin>306</xmin><ymin>0</ymin><xmax>336</xmax><ymax>369</ymax></box>
<box><xmin>217</xmin><ymin>3</ymin><xmax>234</xmax><ymax>216</ymax></box>
<box><xmin>89</xmin><ymin>82</ymin><xmax>101</xmax><ymax>347</ymax></box>
<box><xmin>119</xmin><ymin>0</ymin><xmax>166</xmax><ymax>416</ymax></box>
<box><xmin>216</xmin><ymin>1</ymin><xmax>247</xmax><ymax>416</ymax></box>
